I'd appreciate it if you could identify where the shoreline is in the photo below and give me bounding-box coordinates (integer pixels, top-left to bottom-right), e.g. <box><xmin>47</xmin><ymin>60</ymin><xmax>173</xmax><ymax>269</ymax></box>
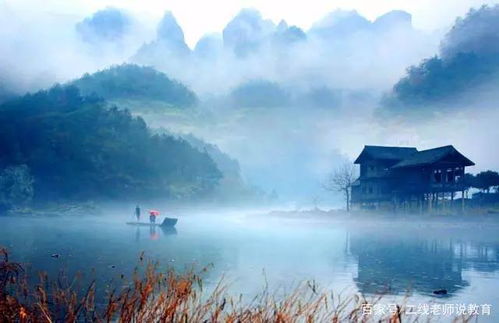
<box><xmin>263</xmin><ymin>207</ymin><xmax>499</xmax><ymax>224</ymax></box>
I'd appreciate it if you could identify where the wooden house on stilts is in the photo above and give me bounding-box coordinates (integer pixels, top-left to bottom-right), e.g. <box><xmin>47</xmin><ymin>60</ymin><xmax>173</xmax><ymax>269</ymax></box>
<box><xmin>351</xmin><ymin>145</ymin><xmax>475</xmax><ymax>212</ymax></box>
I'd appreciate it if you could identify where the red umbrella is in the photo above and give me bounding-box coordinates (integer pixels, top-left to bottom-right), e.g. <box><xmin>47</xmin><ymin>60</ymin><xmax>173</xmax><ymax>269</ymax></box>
<box><xmin>149</xmin><ymin>210</ymin><xmax>160</xmax><ymax>216</ymax></box>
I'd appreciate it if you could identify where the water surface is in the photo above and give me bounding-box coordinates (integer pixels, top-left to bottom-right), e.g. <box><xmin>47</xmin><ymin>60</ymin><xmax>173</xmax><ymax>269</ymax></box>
<box><xmin>1</xmin><ymin>210</ymin><xmax>498</xmax><ymax>321</ymax></box>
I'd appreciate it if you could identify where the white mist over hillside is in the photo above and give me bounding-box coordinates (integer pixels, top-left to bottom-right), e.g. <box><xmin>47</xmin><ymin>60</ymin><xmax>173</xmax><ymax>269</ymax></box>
<box><xmin>1</xmin><ymin>2</ymin><xmax>498</xmax><ymax>204</ymax></box>
<box><xmin>0</xmin><ymin>4</ymin><xmax>442</xmax><ymax>95</ymax></box>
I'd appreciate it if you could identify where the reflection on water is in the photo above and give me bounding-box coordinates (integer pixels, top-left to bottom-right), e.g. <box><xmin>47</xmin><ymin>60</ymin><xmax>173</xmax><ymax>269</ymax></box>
<box><xmin>350</xmin><ymin>231</ymin><xmax>469</xmax><ymax>296</ymax></box>
<box><xmin>347</xmin><ymin>226</ymin><xmax>499</xmax><ymax>297</ymax></box>
<box><xmin>0</xmin><ymin>213</ymin><xmax>498</xmax><ymax>319</ymax></box>
<box><xmin>134</xmin><ymin>226</ymin><xmax>177</xmax><ymax>242</ymax></box>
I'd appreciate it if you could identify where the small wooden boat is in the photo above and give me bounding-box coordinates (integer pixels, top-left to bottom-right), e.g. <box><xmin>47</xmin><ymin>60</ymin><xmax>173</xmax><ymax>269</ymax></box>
<box><xmin>160</xmin><ymin>217</ymin><xmax>178</xmax><ymax>227</ymax></box>
<box><xmin>126</xmin><ymin>217</ymin><xmax>178</xmax><ymax>227</ymax></box>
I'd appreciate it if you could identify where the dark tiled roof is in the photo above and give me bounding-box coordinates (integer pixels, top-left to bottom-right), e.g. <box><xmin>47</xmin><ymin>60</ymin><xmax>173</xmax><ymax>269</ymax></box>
<box><xmin>392</xmin><ymin>145</ymin><xmax>475</xmax><ymax>168</ymax></box>
<box><xmin>354</xmin><ymin>145</ymin><xmax>418</xmax><ymax>164</ymax></box>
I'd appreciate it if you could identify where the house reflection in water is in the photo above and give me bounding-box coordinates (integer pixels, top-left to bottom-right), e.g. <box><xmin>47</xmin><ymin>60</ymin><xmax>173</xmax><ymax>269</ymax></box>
<box><xmin>347</xmin><ymin>226</ymin><xmax>499</xmax><ymax>296</ymax></box>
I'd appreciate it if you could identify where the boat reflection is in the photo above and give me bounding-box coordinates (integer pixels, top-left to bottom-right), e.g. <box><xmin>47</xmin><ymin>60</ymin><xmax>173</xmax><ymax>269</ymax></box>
<box><xmin>134</xmin><ymin>225</ymin><xmax>178</xmax><ymax>241</ymax></box>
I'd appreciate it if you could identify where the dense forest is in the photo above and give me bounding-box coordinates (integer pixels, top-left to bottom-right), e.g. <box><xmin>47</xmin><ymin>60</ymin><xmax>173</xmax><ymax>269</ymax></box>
<box><xmin>382</xmin><ymin>52</ymin><xmax>499</xmax><ymax>110</ymax></box>
<box><xmin>71</xmin><ymin>64</ymin><xmax>198</xmax><ymax>108</ymax></box>
<box><xmin>382</xmin><ymin>5</ymin><xmax>499</xmax><ymax>111</ymax></box>
<box><xmin>0</xmin><ymin>85</ymin><xmax>220</xmax><ymax>210</ymax></box>
<box><xmin>0</xmin><ymin>82</ymin><xmax>16</xmax><ymax>105</ymax></box>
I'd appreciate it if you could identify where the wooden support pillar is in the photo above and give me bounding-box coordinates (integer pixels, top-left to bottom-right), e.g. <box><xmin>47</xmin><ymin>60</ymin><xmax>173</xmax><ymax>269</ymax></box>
<box><xmin>451</xmin><ymin>192</ymin><xmax>455</xmax><ymax>213</ymax></box>
<box><xmin>443</xmin><ymin>192</ymin><xmax>447</xmax><ymax>214</ymax></box>
<box><xmin>461</xmin><ymin>190</ymin><xmax>465</xmax><ymax>214</ymax></box>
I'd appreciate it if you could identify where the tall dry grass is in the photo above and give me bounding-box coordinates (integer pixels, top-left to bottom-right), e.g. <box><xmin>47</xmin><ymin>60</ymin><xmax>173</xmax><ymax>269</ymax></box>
<box><xmin>0</xmin><ymin>247</ymin><xmax>472</xmax><ymax>322</ymax></box>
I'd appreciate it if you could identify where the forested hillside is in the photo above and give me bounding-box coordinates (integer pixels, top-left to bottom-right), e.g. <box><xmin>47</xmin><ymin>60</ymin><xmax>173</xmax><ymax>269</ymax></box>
<box><xmin>382</xmin><ymin>5</ymin><xmax>499</xmax><ymax>111</ymax></box>
<box><xmin>0</xmin><ymin>85</ymin><xmax>220</xmax><ymax>206</ymax></box>
<box><xmin>72</xmin><ymin>64</ymin><xmax>198</xmax><ymax>108</ymax></box>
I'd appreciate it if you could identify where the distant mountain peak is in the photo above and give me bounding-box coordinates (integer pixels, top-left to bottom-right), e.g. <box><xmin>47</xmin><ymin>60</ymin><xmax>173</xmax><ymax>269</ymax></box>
<box><xmin>194</xmin><ymin>33</ymin><xmax>223</xmax><ymax>58</ymax></box>
<box><xmin>157</xmin><ymin>11</ymin><xmax>185</xmax><ymax>44</ymax></box>
<box><xmin>373</xmin><ymin>10</ymin><xmax>412</xmax><ymax>31</ymax></box>
<box><xmin>310</xmin><ymin>9</ymin><xmax>371</xmax><ymax>38</ymax></box>
<box><xmin>131</xmin><ymin>11</ymin><xmax>190</xmax><ymax>67</ymax></box>
<box><xmin>223</xmin><ymin>8</ymin><xmax>275</xmax><ymax>57</ymax></box>
<box><xmin>440</xmin><ymin>5</ymin><xmax>499</xmax><ymax>59</ymax></box>
<box><xmin>273</xmin><ymin>23</ymin><xmax>306</xmax><ymax>45</ymax></box>
<box><xmin>76</xmin><ymin>7</ymin><xmax>132</xmax><ymax>43</ymax></box>
<box><xmin>276</xmin><ymin>20</ymin><xmax>289</xmax><ymax>32</ymax></box>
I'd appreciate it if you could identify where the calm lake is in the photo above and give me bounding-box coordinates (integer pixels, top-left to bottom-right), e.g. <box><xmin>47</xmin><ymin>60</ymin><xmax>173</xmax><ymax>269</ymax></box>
<box><xmin>1</xmin><ymin>209</ymin><xmax>498</xmax><ymax>321</ymax></box>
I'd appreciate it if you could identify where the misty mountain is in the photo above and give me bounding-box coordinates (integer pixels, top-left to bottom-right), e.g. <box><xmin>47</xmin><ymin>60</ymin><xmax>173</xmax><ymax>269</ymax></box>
<box><xmin>229</xmin><ymin>79</ymin><xmax>290</xmax><ymax>108</ymax></box>
<box><xmin>272</xmin><ymin>20</ymin><xmax>307</xmax><ymax>46</ymax></box>
<box><xmin>440</xmin><ymin>5</ymin><xmax>499</xmax><ymax>59</ymax></box>
<box><xmin>132</xmin><ymin>12</ymin><xmax>191</xmax><ymax>68</ymax></box>
<box><xmin>382</xmin><ymin>5</ymin><xmax>499</xmax><ymax>112</ymax></box>
<box><xmin>223</xmin><ymin>9</ymin><xmax>276</xmax><ymax>57</ymax></box>
<box><xmin>181</xmin><ymin>134</ymin><xmax>262</xmax><ymax>200</ymax></box>
<box><xmin>309</xmin><ymin>10</ymin><xmax>371</xmax><ymax>40</ymax></box>
<box><xmin>183</xmin><ymin>134</ymin><xmax>241</xmax><ymax>180</ymax></box>
<box><xmin>156</xmin><ymin>12</ymin><xmax>187</xmax><ymax>46</ymax></box>
<box><xmin>373</xmin><ymin>10</ymin><xmax>412</xmax><ymax>32</ymax></box>
<box><xmin>118</xmin><ymin>8</ymin><xmax>435</xmax><ymax>95</ymax></box>
<box><xmin>217</xmin><ymin>9</ymin><xmax>305</xmax><ymax>58</ymax></box>
<box><xmin>71</xmin><ymin>64</ymin><xmax>197</xmax><ymax>108</ymax></box>
<box><xmin>0</xmin><ymin>5</ymin><xmax>439</xmax><ymax>103</ymax></box>
<box><xmin>0</xmin><ymin>85</ymin><xmax>220</xmax><ymax>201</ymax></box>
<box><xmin>194</xmin><ymin>34</ymin><xmax>224</xmax><ymax>59</ymax></box>
<box><xmin>310</xmin><ymin>9</ymin><xmax>413</xmax><ymax>39</ymax></box>
<box><xmin>227</xmin><ymin>79</ymin><xmax>354</xmax><ymax>109</ymax></box>
<box><xmin>76</xmin><ymin>7</ymin><xmax>132</xmax><ymax>43</ymax></box>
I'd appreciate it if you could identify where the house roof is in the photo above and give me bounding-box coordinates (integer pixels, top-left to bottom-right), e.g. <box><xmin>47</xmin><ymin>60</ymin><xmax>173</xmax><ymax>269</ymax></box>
<box><xmin>392</xmin><ymin>145</ymin><xmax>475</xmax><ymax>168</ymax></box>
<box><xmin>354</xmin><ymin>145</ymin><xmax>418</xmax><ymax>164</ymax></box>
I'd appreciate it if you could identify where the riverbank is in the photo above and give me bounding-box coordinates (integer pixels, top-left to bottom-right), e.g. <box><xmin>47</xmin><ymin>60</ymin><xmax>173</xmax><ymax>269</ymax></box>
<box><xmin>1</xmin><ymin>202</ymin><xmax>102</xmax><ymax>217</ymax></box>
<box><xmin>264</xmin><ymin>207</ymin><xmax>499</xmax><ymax>225</ymax></box>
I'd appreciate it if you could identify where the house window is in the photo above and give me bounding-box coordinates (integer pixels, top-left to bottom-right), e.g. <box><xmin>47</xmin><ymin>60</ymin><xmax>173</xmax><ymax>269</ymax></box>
<box><xmin>369</xmin><ymin>165</ymin><xmax>375</xmax><ymax>171</ymax></box>
<box><xmin>368</xmin><ymin>186</ymin><xmax>373</xmax><ymax>194</ymax></box>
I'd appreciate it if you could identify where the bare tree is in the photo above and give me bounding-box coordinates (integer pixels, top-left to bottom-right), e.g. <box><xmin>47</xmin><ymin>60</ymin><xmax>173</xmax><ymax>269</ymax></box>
<box><xmin>323</xmin><ymin>162</ymin><xmax>357</xmax><ymax>212</ymax></box>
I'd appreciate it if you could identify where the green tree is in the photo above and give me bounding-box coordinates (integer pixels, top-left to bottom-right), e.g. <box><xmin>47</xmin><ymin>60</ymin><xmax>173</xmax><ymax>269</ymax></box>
<box><xmin>461</xmin><ymin>173</ymin><xmax>476</xmax><ymax>198</ymax></box>
<box><xmin>474</xmin><ymin>170</ymin><xmax>499</xmax><ymax>193</ymax></box>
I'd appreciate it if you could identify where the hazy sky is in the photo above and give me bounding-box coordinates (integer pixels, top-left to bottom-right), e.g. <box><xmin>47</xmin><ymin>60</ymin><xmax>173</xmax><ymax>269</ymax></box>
<box><xmin>4</xmin><ymin>0</ymin><xmax>498</xmax><ymax>47</ymax></box>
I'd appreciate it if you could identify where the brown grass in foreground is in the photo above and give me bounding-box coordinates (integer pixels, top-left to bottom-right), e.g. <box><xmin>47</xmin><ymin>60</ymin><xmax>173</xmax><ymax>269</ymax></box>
<box><xmin>0</xmin><ymin>247</ymin><xmax>472</xmax><ymax>322</ymax></box>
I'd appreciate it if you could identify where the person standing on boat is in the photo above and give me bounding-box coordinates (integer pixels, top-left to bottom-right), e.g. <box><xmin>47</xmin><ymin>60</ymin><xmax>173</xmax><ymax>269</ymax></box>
<box><xmin>135</xmin><ymin>205</ymin><xmax>141</xmax><ymax>222</ymax></box>
<box><xmin>149</xmin><ymin>210</ymin><xmax>157</xmax><ymax>224</ymax></box>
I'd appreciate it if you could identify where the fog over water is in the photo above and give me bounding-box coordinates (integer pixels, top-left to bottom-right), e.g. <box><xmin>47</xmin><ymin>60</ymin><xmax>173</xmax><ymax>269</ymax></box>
<box><xmin>1</xmin><ymin>209</ymin><xmax>498</xmax><ymax>321</ymax></box>
<box><xmin>1</xmin><ymin>2</ymin><xmax>499</xmax><ymax>322</ymax></box>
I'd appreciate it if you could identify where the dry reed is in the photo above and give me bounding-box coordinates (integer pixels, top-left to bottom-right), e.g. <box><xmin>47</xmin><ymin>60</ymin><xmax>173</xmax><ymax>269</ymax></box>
<box><xmin>0</xmin><ymin>247</ymin><xmax>473</xmax><ymax>322</ymax></box>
